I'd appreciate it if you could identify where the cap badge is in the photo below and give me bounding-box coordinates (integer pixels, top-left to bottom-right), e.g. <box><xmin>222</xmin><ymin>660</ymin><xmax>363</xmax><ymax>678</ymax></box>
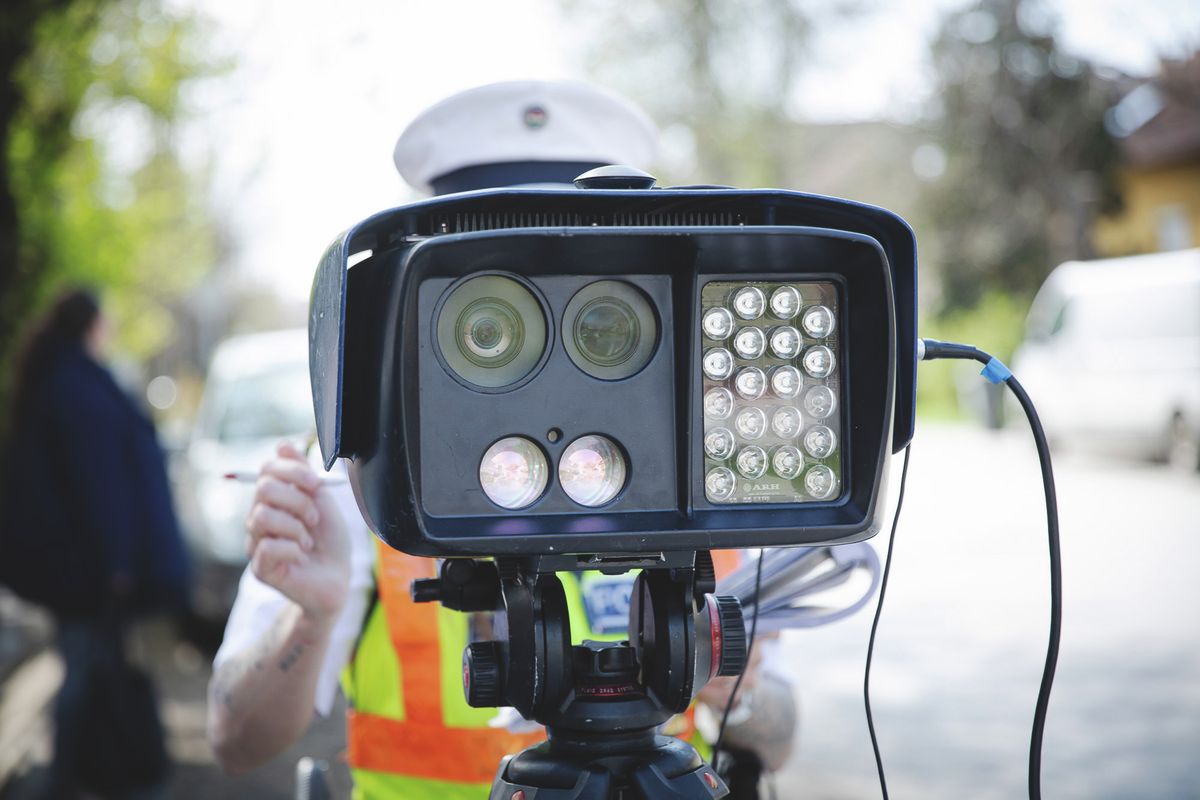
<box><xmin>523</xmin><ymin>105</ymin><xmax>548</xmax><ymax>130</ymax></box>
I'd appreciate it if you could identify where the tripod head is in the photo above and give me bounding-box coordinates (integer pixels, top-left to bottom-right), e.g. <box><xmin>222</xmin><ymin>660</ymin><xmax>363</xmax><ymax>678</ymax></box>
<box><xmin>412</xmin><ymin>550</ymin><xmax>748</xmax><ymax>798</ymax></box>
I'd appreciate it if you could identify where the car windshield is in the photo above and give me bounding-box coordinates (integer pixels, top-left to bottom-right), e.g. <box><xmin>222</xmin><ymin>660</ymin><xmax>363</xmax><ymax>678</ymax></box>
<box><xmin>214</xmin><ymin>363</ymin><xmax>314</xmax><ymax>442</ymax></box>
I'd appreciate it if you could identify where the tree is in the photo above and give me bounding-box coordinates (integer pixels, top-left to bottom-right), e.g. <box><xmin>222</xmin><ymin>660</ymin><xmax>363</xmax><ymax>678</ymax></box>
<box><xmin>560</xmin><ymin>0</ymin><xmax>857</xmax><ymax>187</ymax></box>
<box><xmin>920</xmin><ymin>0</ymin><xmax>1122</xmax><ymax>312</ymax></box>
<box><xmin>1</xmin><ymin>0</ymin><xmax>220</xmax><ymax>418</ymax></box>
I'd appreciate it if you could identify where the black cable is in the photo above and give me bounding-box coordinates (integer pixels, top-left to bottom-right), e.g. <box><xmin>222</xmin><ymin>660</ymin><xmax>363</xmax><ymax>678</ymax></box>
<box><xmin>920</xmin><ymin>339</ymin><xmax>1062</xmax><ymax>800</ymax></box>
<box><xmin>863</xmin><ymin>443</ymin><xmax>912</xmax><ymax>800</ymax></box>
<box><xmin>712</xmin><ymin>547</ymin><xmax>765</xmax><ymax>767</ymax></box>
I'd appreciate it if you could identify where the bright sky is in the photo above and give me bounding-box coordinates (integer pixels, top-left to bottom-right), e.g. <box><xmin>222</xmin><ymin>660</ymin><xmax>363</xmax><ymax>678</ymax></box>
<box><xmin>176</xmin><ymin>0</ymin><xmax>1199</xmax><ymax>302</ymax></box>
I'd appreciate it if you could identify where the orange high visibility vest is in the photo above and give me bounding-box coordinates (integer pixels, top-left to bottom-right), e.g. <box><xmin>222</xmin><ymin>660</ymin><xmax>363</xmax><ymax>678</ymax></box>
<box><xmin>346</xmin><ymin>547</ymin><xmax>543</xmax><ymax>785</ymax></box>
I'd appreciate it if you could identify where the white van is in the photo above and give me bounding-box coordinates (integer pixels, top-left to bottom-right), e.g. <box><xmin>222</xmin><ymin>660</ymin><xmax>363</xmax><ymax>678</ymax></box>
<box><xmin>1012</xmin><ymin>249</ymin><xmax>1200</xmax><ymax>470</ymax></box>
<box><xmin>174</xmin><ymin>329</ymin><xmax>313</xmax><ymax>619</ymax></box>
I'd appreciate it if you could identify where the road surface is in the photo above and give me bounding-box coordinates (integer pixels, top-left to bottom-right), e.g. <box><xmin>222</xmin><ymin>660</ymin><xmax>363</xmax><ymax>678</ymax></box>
<box><xmin>2</xmin><ymin>423</ymin><xmax>1197</xmax><ymax>798</ymax></box>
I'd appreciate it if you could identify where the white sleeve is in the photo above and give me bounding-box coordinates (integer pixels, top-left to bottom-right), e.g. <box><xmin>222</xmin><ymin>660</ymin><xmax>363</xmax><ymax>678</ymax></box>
<box><xmin>212</xmin><ymin>463</ymin><xmax>377</xmax><ymax>717</ymax></box>
<box><xmin>313</xmin><ymin>488</ymin><xmax>376</xmax><ymax>715</ymax></box>
<box><xmin>756</xmin><ymin>636</ymin><xmax>792</xmax><ymax>684</ymax></box>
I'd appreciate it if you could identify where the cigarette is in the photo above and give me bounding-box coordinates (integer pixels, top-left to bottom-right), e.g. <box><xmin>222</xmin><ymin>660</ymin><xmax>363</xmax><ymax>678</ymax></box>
<box><xmin>223</xmin><ymin>471</ymin><xmax>348</xmax><ymax>486</ymax></box>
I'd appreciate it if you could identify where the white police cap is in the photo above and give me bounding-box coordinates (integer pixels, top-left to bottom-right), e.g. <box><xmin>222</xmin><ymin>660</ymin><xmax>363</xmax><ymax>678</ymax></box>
<box><xmin>394</xmin><ymin>80</ymin><xmax>658</xmax><ymax>195</ymax></box>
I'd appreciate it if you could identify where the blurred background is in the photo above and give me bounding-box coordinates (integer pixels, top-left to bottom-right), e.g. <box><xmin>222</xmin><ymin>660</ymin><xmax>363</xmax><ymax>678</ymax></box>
<box><xmin>0</xmin><ymin>0</ymin><xmax>1197</xmax><ymax>797</ymax></box>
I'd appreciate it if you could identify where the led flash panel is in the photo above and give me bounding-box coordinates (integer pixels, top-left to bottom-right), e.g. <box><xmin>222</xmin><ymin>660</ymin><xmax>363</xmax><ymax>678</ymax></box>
<box><xmin>701</xmin><ymin>281</ymin><xmax>842</xmax><ymax>504</ymax></box>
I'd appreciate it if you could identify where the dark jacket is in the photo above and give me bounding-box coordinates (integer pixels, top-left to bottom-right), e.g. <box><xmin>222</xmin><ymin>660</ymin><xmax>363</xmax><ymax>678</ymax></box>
<box><xmin>2</xmin><ymin>345</ymin><xmax>190</xmax><ymax>617</ymax></box>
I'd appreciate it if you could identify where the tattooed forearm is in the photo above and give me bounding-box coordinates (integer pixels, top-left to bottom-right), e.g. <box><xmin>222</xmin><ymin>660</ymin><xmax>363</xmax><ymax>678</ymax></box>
<box><xmin>278</xmin><ymin>642</ymin><xmax>305</xmax><ymax>672</ymax></box>
<box><xmin>207</xmin><ymin>603</ymin><xmax>337</xmax><ymax>774</ymax></box>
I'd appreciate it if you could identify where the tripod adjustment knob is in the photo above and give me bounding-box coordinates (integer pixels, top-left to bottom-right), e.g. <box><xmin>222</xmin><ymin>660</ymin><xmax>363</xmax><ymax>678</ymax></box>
<box><xmin>711</xmin><ymin>595</ymin><xmax>748</xmax><ymax>677</ymax></box>
<box><xmin>464</xmin><ymin>641</ymin><xmax>503</xmax><ymax>707</ymax></box>
<box><xmin>410</xmin><ymin>578</ymin><xmax>441</xmax><ymax>603</ymax></box>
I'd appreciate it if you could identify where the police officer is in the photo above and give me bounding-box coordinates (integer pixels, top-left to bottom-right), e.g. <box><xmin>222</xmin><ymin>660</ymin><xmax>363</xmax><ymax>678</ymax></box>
<box><xmin>206</xmin><ymin>81</ymin><xmax>795</xmax><ymax>799</ymax></box>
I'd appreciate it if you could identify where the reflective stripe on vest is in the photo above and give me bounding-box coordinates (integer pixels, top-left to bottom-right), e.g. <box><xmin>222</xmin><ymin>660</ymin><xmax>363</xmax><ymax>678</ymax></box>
<box><xmin>346</xmin><ymin>545</ymin><xmax>542</xmax><ymax>788</ymax></box>
<box><xmin>345</xmin><ymin>547</ymin><xmax>743</xmax><ymax>793</ymax></box>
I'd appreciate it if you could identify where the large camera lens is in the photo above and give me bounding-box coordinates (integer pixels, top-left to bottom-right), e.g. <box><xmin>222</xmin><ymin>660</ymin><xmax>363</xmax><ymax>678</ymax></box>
<box><xmin>436</xmin><ymin>275</ymin><xmax>547</xmax><ymax>389</ymax></box>
<box><xmin>563</xmin><ymin>281</ymin><xmax>657</xmax><ymax>380</ymax></box>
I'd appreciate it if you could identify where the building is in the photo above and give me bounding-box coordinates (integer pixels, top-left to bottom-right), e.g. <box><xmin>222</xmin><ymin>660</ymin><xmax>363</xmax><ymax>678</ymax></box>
<box><xmin>1095</xmin><ymin>53</ymin><xmax>1200</xmax><ymax>256</ymax></box>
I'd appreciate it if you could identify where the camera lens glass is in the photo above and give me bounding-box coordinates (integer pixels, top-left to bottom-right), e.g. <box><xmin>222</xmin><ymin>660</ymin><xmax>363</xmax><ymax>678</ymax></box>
<box><xmin>559</xmin><ymin>435</ymin><xmax>627</xmax><ymax>507</ymax></box>
<box><xmin>563</xmin><ymin>281</ymin><xmax>658</xmax><ymax>380</ymax></box>
<box><xmin>437</xmin><ymin>275</ymin><xmax>547</xmax><ymax>389</ymax></box>
<box><xmin>576</xmin><ymin>298</ymin><xmax>638</xmax><ymax>366</ymax></box>
<box><xmin>479</xmin><ymin>436</ymin><xmax>549</xmax><ymax>510</ymax></box>
<box><xmin>459</xmin><ymin>300</ymin><xmax>524</xmax><ymax>366</ymax></box>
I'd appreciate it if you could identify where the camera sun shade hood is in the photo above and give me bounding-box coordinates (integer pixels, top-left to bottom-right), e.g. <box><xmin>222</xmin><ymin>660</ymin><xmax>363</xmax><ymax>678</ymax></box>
<box><xmin>309</xmin><ymin>187</ymin><xmax>917</xmax><ymax>556</ymax></box>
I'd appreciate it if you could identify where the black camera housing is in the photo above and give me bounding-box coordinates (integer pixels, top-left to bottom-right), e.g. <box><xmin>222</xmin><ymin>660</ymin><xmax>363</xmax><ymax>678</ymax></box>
<box><xmin>310</xmin><ymin>187</ymin><xmax>917</xmax><ymax>557</ymax></box>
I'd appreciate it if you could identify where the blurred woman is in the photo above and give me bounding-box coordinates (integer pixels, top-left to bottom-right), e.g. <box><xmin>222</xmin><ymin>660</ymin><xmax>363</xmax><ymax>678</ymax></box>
<box><xmin>2</xmin><ymin>288</ymin><xmax>189</xmax><ymax>799</ymax></box>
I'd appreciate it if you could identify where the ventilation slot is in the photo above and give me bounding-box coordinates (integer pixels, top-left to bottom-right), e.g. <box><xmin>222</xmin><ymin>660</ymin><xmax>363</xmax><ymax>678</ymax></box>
<box><xmin>427</xmin><ymin>210</ymin><xmax>746</xmax><ymax>235</ymax></box>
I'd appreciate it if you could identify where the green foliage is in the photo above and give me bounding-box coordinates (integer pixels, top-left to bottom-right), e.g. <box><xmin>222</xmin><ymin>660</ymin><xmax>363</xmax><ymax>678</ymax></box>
<box><xmin>916</xmin><ymin>291</ymin><xmax>1030</xmax><ymax>419</ymax></box>
<box><xmin>921</xmin><ymin>0</ymin><xmax>1122</xmax><ymax>313</ymax></box>
<box><xmin>3</xmin><ymin>0</ymin><xmax>221</xmax><ymax>399</ymax></box>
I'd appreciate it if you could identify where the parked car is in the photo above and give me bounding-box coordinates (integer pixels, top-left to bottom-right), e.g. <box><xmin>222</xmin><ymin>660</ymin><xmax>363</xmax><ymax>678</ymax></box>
<box><xmin>1011</xmin><ymin>249</ymin><xmax>1200</xmax><ymax>470</ymax></box>
<box><xmin>175</xmin><ymin>329</ymin><xmax>313</xmax><ymax>621</ymax></box>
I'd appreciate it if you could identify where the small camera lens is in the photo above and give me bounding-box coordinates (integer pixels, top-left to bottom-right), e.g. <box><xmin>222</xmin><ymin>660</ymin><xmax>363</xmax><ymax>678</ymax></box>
<box><xmin>574</xmin><ymin>297</ymin><xmax>640</xmax><ymax>367</ymax></box>
<box><xmin>563</xmin><ymin>281</ymin><xmax>658</xmax><ymax>380</ymax></box>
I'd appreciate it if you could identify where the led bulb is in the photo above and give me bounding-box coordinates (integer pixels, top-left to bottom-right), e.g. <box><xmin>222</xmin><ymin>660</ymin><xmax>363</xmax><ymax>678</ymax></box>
<box><xmin>803</xmin><ymin>385</ymin><xmax>837</xmax><ymax>419</ymax></box>
<box><xmin>733</xmin><ymin>327</ymin><xmax>766</xmax><ymax>359</ymax></box>
<box><xmin>802</xmin><ymin>345</ymin><xmax>836</xmax><ymax>379</ymax></box>
<box><xmin>734</xmin><ymin>367</ymin><xmax>767</xmax><ymax>401</ymax></box>
<box><xmin>732</xmin><ymin>286</ymin><xmax>766</xmax><ymax>320</ymax></box>
<box><xmin>705</xmin><ymin>467</ymin><xmax>737</xmax><ymax>502</ymax></box>
<box><xmin>770</xmin><ymin>286</ymin><xmax>801</xmax><ymax>319</ymax></box>
<box><xmin>771</xmin><ymin>406</ymin><xmax>803</xmax><ymax>438</ymax></box>
<box><xmin>734</xmin><ymin>407</ymin><xmax>767</xmax><ymax>440</ymax></box>
<box><xmin>703</xmin><ymin>387</ymin><xmax>734</xmax><ymax>419</ymax></box>
<box><xmin>770</xmin><ymin>366</ymin><xmax>802</xmax><ymax>399</ymax></box>
<box><xmin>803</xmin><ymin>425</ymin><xmax>837</xmax><ymax>459</ymax></box>
<box><xmin>479</xmin><ymin>437</ymin><xmax>549</xmax><ymax>510</ymax></box>
<box><xmin>735</xmin><ymin>446</ymin><xmax>768</xmax><ymax>479</ymax></box>
<box><xmin>769</xmin><ymin>326</ymin><xmax>802</xmax><ymax>359</ymax></box>
<box><xmin>772</xmin><ymin>445</ymin><xmax>803</xmax><ymax>479</ymax></box>
<box><xmin>702</xmin><ymin>307</ymin><xmax>735</xmax><ymax>340</ymax></box>
<box><xmin>704</xmin><ymin>427</ymin><xmax>735</xmax><ymax>459</ymax></box>
<box><xmin>804</xmin><ymin>464</ymin><xmax>837</xmax><ymax>499</ymax></box>
<box><xmin>702</xmin><ymin>348</ymin><xmax>734</xmax><ymax>380</ymax></box>
<box><xmin>559</xmin><ymin>435</ymin><xmax>628</xmax><ymax>507</ymax></box>
<box><xmin>802</xmin><ymin>305</ymin><xmax>835</xmax><ymax>338</ymax></box>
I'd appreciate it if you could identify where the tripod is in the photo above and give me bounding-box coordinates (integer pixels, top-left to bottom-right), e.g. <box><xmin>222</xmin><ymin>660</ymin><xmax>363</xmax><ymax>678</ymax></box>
<box><xmin>412</xmin><ymin>551</ymin><xmax>747</xmax><ymax>800</ymax></box>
